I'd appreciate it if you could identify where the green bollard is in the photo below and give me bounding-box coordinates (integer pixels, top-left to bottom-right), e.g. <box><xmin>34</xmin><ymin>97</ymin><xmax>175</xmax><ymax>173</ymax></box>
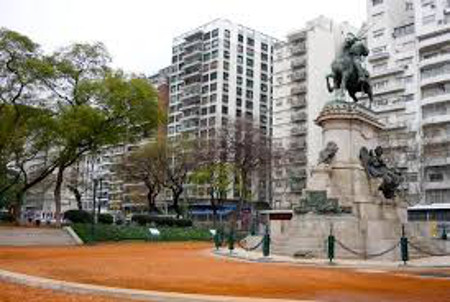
<box><xmin>262</xmin><ymin>226</ymin><xmax>270</xmax><ymax>257</ymax></box>
<box><xmin>327</xmin><ymin>234</ymin><xmax>335</xmax><ymax>263</ymax></box>
<box><xmin>442</xmin><ymin>227</ymin><xmax>448</xmax><ymax>240</ymax></box>
<box><xmin>214</xmin><ymin>231</ymin><xmax>221</xmax><ymax>250</ymax></box>
<box><xmin>400</xmin><ymin>225</ymin><xmax>409</xmax><ymax>265</ymax></box>
<box><xmin>227</xmin><ymin>230</ymin><xmax>235</xmax><ymax>253</ymax></box>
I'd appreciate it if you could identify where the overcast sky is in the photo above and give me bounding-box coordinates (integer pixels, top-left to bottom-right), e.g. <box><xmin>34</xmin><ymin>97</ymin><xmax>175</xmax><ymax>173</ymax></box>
<box><xmin>0</xmin><ymin>0</ymin><xmax>366</xmax><ymax>75</ymax></box>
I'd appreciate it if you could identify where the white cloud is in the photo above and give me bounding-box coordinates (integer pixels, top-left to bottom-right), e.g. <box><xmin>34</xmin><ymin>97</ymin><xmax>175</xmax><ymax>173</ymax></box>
<box><xmin>0</xmin><ymin>0</ymin><xmax>366</xmax><ymax>74</ymax></box>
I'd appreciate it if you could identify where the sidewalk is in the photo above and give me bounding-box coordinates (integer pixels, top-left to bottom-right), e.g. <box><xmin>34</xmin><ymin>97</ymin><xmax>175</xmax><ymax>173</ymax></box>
<box><xmin>213</xmin><ymin>248</ymin><xmax>450</xmax><ymax>270</ymax></box>
<box><xmin>0</xmin><ymin>269</ymin><xmax>311</xmax><ymax>302</ymax></box>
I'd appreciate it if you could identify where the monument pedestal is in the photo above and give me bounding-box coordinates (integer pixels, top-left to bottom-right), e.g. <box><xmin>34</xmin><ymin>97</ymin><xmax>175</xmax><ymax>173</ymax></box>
<box><xmin>271</xmin><ymin>101</ymin><xmax>407</xmax><ymax>260</ymax></box>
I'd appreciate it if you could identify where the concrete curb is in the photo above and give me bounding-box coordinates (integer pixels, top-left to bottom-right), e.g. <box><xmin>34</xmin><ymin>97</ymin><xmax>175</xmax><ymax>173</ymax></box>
<box><xmin>63</xmin><ymin>226</ymin><xmax>84</xmax><ymax>245</ymax></box>
<box><xmin>0</xmin><ymin>269</ymin><xmax>310</xmax><ymax>302</ymax></box>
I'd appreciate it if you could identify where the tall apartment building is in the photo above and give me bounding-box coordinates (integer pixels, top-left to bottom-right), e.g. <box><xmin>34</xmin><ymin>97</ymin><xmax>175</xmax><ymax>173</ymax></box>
<box><xmin>366</xmin><ymin>0</ymin><xmax>450</xmax><ymax>204</ymax></box>
<box><xmin>271</xmin><ymin>16</ymin><xmax>354</xmax><ymax>209</ymax></box>
<box><xmin>167</xmin><ymin>19</ymin><xmax>278</xmax><ymax>203</ymax></box>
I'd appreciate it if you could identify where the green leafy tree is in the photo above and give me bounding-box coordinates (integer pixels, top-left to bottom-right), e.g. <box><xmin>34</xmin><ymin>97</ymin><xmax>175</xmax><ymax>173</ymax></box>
<box><xmin>45</xmin><ymin>42</ymin><xmax>159</xmax><ymax>225</ymax></box>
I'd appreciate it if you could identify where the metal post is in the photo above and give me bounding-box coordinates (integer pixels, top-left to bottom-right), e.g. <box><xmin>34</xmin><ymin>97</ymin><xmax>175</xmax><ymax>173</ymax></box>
<box><xmin>328</xmin><ymin>225</ymin><xmax>335</xmax><ymax>263</ymax></box>
<box><xmin>400</xmin><ymin>224</ymin><xmax>409</xmax><ymax>265</ymax></box>
<box><xmin>228</xmin><ymin>229</ymin><xmax>235</xmax><ymax>253</ymax></box>
<box><xmin>214</xmin><ymin>230</ymin><xmax>221</xmax><ymax>250</ymax></box>
<box><xmin>91</xmin><ymin>179</ymin><xmax>98</xmax><ymax>243</ymax></box>
<box><xmin>262</xmin><ymin>225</ymin><xmax>271</xmax><ymax>257</ymax></box>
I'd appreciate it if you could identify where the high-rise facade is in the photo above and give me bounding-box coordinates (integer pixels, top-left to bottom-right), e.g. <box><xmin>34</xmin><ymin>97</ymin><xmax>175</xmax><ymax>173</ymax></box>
<box><xmin>168</xmin><ymin>19</ymin><xmax>277</xmax><ymax>140</ymax></box>
<box><xmin>366</xmin><ymin>0</ymin><xmax>450</xmax><ymax>204</ymax></box>
<box><xmin>167</xmin><ymin>19</ymin><xmax>278</xmax><ymax>203</ymax></box>
<box><xmin>271</xmin><ymin>16</ymin><xmax>354</xmax><ymax>209</ymax></box>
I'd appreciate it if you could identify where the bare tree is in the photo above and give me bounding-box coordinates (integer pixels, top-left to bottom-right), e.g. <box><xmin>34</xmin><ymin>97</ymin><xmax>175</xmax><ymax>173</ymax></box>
<box><xmin>217</xmin><ymin>119</ymin><xmax>271</xmax><ymax>228</ymax></box>
<box><xmin>118</xmin><ymin>141</ymin><xmax>165</xmax><ymax>214</ymax></box>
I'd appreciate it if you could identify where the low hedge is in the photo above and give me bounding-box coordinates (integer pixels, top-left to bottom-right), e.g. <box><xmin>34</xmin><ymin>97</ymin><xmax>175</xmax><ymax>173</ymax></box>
<box><xmin>72</xmin><ymin>223</ymin><xmax>211</xmax><ymax>243</ymax></box>
<box><xmin>64</xmin><ymin>210</ymin><xmax>92</xmax><ymax>223</ymax></box>
<box><xmin>0</xmin><ymin>212</ymin><xmax>14</xmax><ymax>223</ymax></box>
<box><xmin>98</xmin><ymin>213</ymin><xmax>113</xmax><ymax>225</ymax></box>
<box><xmin>131</xmin><ymin>214</ymin><xmax>192</xmax><ymax>227</ymax></box>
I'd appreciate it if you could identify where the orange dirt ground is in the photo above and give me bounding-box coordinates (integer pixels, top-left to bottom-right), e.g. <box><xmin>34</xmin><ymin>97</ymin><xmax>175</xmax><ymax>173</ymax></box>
<box><xmin>0</xmin><ymin>242</ymin><xmax>449</xmax><ymax>302</ymax></box>
<box><xmin>0</xmin><ymin>281</ymin><xmax>138</xmax><ymax>302</ymax></box>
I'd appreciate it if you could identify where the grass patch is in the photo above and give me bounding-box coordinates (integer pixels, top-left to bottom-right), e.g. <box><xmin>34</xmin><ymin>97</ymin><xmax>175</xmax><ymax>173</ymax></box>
<box><xmin>72</xmin><ymin>223</ymin><xmax>212</xmax><ymax>243</ymax></box>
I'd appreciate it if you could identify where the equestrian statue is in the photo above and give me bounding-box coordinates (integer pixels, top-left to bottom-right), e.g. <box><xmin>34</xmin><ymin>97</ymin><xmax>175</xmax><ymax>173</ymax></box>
<box><xmin>326</xmin><ymin>32</ymin><xmax>373</xmax><ymax>107</ymax></box>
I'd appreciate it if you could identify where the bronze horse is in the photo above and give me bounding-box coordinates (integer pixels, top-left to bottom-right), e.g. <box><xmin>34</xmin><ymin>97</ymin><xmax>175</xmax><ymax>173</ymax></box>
<box><xmin>326</xmin><ymin>37</ymin><xmax>373</xmax><ymax>107</ymax></box>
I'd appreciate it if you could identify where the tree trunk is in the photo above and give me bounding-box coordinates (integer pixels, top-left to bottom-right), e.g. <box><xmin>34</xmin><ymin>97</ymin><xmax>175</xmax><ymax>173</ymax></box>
<box><xmin>172</xmin><ymin>187</ymin><xmax>183</xmax><ymax>218</ymax></box>
<box><xmin>12</xmin><ymin>191</ymin><xmax>23</xmax><ymax>225</ymax></box>
<box><xmin>74</xmin><ymin>189</ymin><xmax>82</xmax><ymax>210</ymax></box>
<box><xmin>209</xmin><ymin>188</ymin><xmax>217</xmax><ymax>227</ymax></box>
<box><xmin>53</xmin><ymin>165</ymin><xmax>65</xmax><ymax>227</ymax></box>
<box><xmin>147</xmin><ymin>189</ymin><xmax>158</xmax><ymax>214</ymax></box>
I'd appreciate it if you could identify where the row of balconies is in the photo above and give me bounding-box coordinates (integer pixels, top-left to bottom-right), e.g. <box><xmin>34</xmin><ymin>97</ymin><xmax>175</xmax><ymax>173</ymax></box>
<box><xmin>287</xmin><ymin>31</ymin><xmax>307</xmax><ymax>43</ymax></box>
<box><xmin>289</xmin><ymin>140</ymin><xmax>307</xmax><ymax>150</ymax></box>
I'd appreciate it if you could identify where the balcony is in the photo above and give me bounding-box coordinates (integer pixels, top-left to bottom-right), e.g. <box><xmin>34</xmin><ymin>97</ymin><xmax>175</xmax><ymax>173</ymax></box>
<box><xmin>291</xmin><ymin>97</ymin><xmax>306</xmax><ymax>108</ymax></box>
<box><xmin>289</xmin><ymin>182</ymin><xmax>305</xmax><ymax>193</ymax></box>
<box><xmin>422</xmin><ymin>114</ymin><xmax>450</xmax><ymax>126</ymax></box>
<box><xmin>291</xmin><ymin>112</ymin><xmax>307</xmax><ymax>122</ymax></box>
<box><xmin>426</xmin><ymin>152</ymin><xmax>450</xmax><ymax>166</ymax></box>
<box><xmin>290</xmin><ymin>44</ymin><xmax>307</xmax><ymax>55</ymax></box>
<box><xmin>288</xmin><ymin>31</ymin><xmax>306</xmax><ymax>43</ymax></box>
<box><xmin>291</xmin><ymin>154</ymin><xmax>307</xmax><ymax>164</ymax></box>
<box><xmin>291</xmin><ymin>126</ymin><xmax>307</xmax><ymax>136</ymax></box>
<box><xmin>421</xmin><ymin>93</ymin><xmax>450</xmax><ymax>107</ymax></box>
<box><xmin>370</xmin><ymin>67</ymin><xmax>403</xmax><ymax>79</ymax></box>
<box><xmin>421</xmin><ymin>73</ymin><xmax>450</xmax><ymax>87</ymax></box>
<box><xmin>289</xmin><ymin>141</ymin><xmax>306</xmax><ymax>150</ymax></box>
<box><xmin>419</xmin><ymin>53</ymin><xmax>450</xmax><ymax>69</ymax></box>
<box><xmin>291</xmin><ymin>86</ymin><xmax>307</xmax><ymax>95</ymax></box>
<box><xmin>288</xmin><ymin>167</ymin><xmax>307</xmax><ymax>178</ymax></box>
<box><xmin>291</xmin><ymin>71</ymin><xmax>307</xmax><ymax>82</ymax></box>
<box><xmin>423</xmin><ymin>134</ymin><xmax>450</xmax><ymax>145</ymax></box>
<box><xmin>291</xmin><ymin>58</ymin><xmax>306</xmax><ymax>69</ymax></box>
<box><xmin>368</xmin><ymin>52</ymin><xmax>390</xmax><ymax>62</ymax></box>
<box><xmin>373</xmin><ymin>82</ymin><xmax>404</xmax><ymax>95</ymax></box>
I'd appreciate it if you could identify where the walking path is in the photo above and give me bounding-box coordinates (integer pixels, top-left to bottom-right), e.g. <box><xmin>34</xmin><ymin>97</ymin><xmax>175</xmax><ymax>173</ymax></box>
<box><xmin>0</xmin><ymin>269</ymin><xmax>309</xmax><ymax>302</ymax></box>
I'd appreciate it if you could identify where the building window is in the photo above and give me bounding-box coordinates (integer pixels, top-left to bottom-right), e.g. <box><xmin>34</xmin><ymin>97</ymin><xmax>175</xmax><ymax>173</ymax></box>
<box><xmin>224</xmin><ymin>61</ymin><xmax>230</xmax><ymax>71</ymax></box>
<box><xmin>246</xmin><ymin>69</ymin><xmax>254</xmax><ymax>77</ymax></box>
<box><xmin>210</xmin><ymin>72</ymin><xmax>217</xmax><ymax>80</ymax></box>
<box><xmin>209</xmin><ymin>105</ymin><xmax>216</xmax><ymax>114</ymax></box>
<box><xmin>212</xmin><ymin>29</ymin><xmax>219</xmax><ymax>37</ymax></box>
<box><xmin>372</xmin><ymin>0</ymin><xmax>383</xmax><ymax>6</ymax></box>
<box><xmin>238</xmin><ymin>34</ymin><xmax>244</xmax><ymax>43</ymax></box>
<box><xmin>237</xmin><ymin>76</ymin><xmax>243</xmax><ymax>85</ymax></box>
<box><xmin>261</xmin><ymin>42</ymin><xmax>268</xmax><ymax>52</ymax></box>
<box><xmin>224</xmin><ymin>50</ymin><xmax>230</xmax><ymax>59</ymax></box>
<box><xmin>237</xmin><ymin>55</ymin><xmax>243</xmax><ymax>64</ymax></box>
<box><xmin>237</xmin><ymin>65</ymin><xmax>243</xmax><ymax>74</ymax></box>
<box><xmin>222</xmin><ymin>106</ymin><xmax>228</xmax><ymax>114</ymax></box>
<box><xmin>224</xmin><ymin>29</ymin><xmax>230</xmax><ymax>38</ymax></box>
<box><xmin>247</xmin><ymin>58</ymin><xmax>254</xmax><ymax>66</ymax></box>
<box><xmin>247</xmin><ymin>37</ymin><xmax>254</xmax><ymax>46</ymax></box>
<box><xmin>393</xmin><ymin>23</ymin><xmax>414</xmax><ymax>38</ymax></box>
<box><xmin>210</xmin><ymin>83</ymin><xmax>217</xmax><ymax>92</ymax></box>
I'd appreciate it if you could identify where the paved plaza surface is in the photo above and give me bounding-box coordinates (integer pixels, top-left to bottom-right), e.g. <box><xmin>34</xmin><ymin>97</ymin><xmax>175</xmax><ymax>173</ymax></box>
<box><xmin>0</xmin><ymin>226</ymin><xmax>78</xmax><ymax>246</ymax></box>
<box><xmin>0</xmin><ymin>242</ymin><xmax>449</xmax><ymax>301</ymax></box>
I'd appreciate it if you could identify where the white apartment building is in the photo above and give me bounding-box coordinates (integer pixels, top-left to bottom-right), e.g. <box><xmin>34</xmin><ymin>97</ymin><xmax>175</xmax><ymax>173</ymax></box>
<box><xmin>366</xmin><ymin>0</ymin><xmax>450</xmax><ymax>204</ymax></box>
<box><xmin>168</xmin><ymin>19</ymin><xmax>278</xmax><ymax>203</ymax></box>
<box><xmin>272</xmin><ymin>16</ymin><xmax>354</xmax><ymax>209</ymax></box>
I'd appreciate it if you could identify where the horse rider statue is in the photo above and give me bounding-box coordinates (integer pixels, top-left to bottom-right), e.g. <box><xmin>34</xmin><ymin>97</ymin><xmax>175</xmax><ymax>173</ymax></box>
<box><xmin>326</xmin><ymin>32</ymin><xmax>373</xmax><ymax>107</ymax></box>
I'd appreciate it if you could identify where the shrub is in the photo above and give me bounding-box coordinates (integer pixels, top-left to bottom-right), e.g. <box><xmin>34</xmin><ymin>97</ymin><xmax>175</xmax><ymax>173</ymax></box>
<box><xmin>71</xmin><ymin>223</ymin><xmax>210</xmax><ymax>243</ymax></box>
<box><xmin>0</xmin><ymin>212</ymin><xmax>14</xmax><ymax>223</ymax></box>
<box><xmin>64</xmin><ymin>210</ymin><xmax>92</xmax><ymax>223</ymax></box>
<box><xmin>98</xmin><ymin>213</ymin><xmax>113</xmax><ymax>225</ymax></box>
<box><xmin>131</xmin><ymin>215</ymin><xmax>192</xmax><ymax>227</ymax></box>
